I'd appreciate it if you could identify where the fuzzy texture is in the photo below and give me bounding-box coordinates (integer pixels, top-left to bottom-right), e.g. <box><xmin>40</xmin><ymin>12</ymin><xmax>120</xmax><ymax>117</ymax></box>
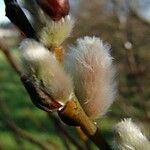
<box><xmin>36</xmin><ymin>0</ymin><xmax>70</xmax><ymax>21</ymax></box>
<box><xmin>38</xmin><ymin>15</ymin><xmax>74</xmax><ymax>47</ymax></box>
<box><xmin>21</xmin><ymin>1</ymin><xmax>74</xmax><ymax>47</ymax></box>
<box><xmin>19</xmin><ymin>39</ymin><xmax>73</xmax><ymax>104</ymax></box>
<box><xmin>64</xmin><ymin>36</ymin><xmax>116</xmax><ymax>119</ymax></box>
<box><xmin>113</xmin><ymin>118</ymin><xmax>150</xmax><ymax>150</ymax></box>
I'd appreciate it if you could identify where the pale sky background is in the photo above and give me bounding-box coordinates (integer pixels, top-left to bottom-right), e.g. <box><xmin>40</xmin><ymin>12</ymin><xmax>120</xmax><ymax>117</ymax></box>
<box><xmin>0</xmin><ymin>0</ymin><xmax>150</xmax><ymax>24</ymax></box>
<box><xmin>0</xmin><ymin>0</ymin><xmax>78</xmax><ymax>23</ymax></box>
<box><xmin>0</xmin><ymin>1</ymin><xmax>9</xmax><ymax>23</ymax></box>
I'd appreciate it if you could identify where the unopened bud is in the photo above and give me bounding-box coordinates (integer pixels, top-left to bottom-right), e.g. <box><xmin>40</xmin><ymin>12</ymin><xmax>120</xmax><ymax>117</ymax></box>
<box><xmin>36</xmin><ymin>0</ymin><xmax>70</xmax><ymax>21</ymax></box>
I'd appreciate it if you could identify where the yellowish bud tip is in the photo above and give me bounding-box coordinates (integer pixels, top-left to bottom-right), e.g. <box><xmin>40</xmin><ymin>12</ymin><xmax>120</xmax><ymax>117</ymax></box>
<box><xmin>38</xmin><ymin>15</ymin><xmax>74</xmax><ymax>48</ymax></box>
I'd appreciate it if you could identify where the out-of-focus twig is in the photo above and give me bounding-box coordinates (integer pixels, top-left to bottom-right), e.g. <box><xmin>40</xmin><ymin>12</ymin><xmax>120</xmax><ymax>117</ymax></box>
<box><xmin>121</xmin><ymin>14</ymin><xmax>149</xmax><ymax>118</ymax></box>
<box><xmin>76</xmin><ymin>127</ymin><xmax>92</xmax><ymax>150</ymax></box>
<box><xmin>49</xmin><ymin>114</ymin><xmax>71</xmax><ymax>150</ymax></box>
<box><xmin>49</xmin><ymin>114</ymin><xmax>86</xmax><ymax>150</ymax></box>
<box><xmin>0</xmin><ymin>40</ymin><xmax>21</xmax><ymax>75</ymax></box>
<box><xmin>0</xmin><ymin>98</ymin><xmax>57</xmax><ymax>150</ymax></box>
<box><xmin>13</xmin><ymin>132</ymin><xmax>25</xmax><ymax>150</ymax></box>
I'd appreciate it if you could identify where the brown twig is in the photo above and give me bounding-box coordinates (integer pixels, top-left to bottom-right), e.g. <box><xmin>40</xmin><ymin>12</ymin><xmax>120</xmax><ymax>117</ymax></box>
<box><xmin>76</xmin><ymin>127</ymin><xmax>93</xmax><ymax>150</ymax></box>
<box><xmin>59</xmin><ymin>99</ymin><xmax>112</xmax><ymax>150</ymax></box>
<box><xmin>122</xmin><ymin>14</ymin><xmax>149</xmax><ymax>117</ymax></box>
<box><xmin>49</xmin><ymin>114</ymin><xmax>72</xmax><ymax>150</ymax></box>
<box><xmin>0</xmin><ymin>40</ymin><xmax>21</xmax><ymax>75</ymax></box>
<box><xmin>13</xmin><ymin>131</ymin><xmax>26</xmax><ymax>150</ymax></box>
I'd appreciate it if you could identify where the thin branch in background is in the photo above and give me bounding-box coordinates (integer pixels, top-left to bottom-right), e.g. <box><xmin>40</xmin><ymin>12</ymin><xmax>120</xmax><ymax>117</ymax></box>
<box><xmin>76</xmin><ymin>127</ymin><xmax>92</xmax><ymax>150</ymax></box>
<box><xmin>13</xmin><ymin>132</ymin><xmax>26</xmax><ymax>150</ymax></box>
<box><xmin>4</xmin><ymin>0</ymin><xmax>37</xmax><ymax>39</ymax></box>
<box><xmin>124</xmin><ymin>16</ymin><xmax>138</xmax><ymax>75</ymax></box>
<box><xmin>0</xmin><ymin>98</ymin><xmax>57</xmax><ymax>150</ymax></box>
<box><xmin>121</xmin><ymin>14</ymin><xmax>149</xmax><ymax>118</ymax></box>
<box><xmin>50</xmin><ymin>115</ymin><xmax>71</xmax><ymax>150</ymax></box>
<box><xmin>0</xmin><ymin>47</ymin><xmax>37</xmax><ymax>134</ymax></box>
<box><xmin>0</xmin><ymin>40</ymin><xmax>21</xmax><ymax>75</ymax></box>
<box><xmin>49</xmin><ymin>114</ymin><xmax>86</xmax><ymax>150</ymax></box>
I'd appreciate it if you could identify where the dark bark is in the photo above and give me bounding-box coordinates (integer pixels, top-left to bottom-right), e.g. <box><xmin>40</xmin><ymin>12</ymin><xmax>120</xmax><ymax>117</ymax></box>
<box><xmin>4</xmin><ymin>0</ymin><xmax>37</xmax><ymax>39</ymax></box>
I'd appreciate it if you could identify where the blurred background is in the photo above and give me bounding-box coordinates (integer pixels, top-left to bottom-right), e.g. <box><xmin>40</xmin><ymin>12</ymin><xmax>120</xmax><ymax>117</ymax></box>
<box><xmin>0</xmin><ymin>0</ymin><xmax>150</xmax><ymax>149</ymax></box>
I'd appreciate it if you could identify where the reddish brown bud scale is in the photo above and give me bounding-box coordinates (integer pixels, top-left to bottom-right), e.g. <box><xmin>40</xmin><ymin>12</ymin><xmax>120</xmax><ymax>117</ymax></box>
<box><xmin>36</xmin><ymin>0</ymin><xmax>70</xmax><ymax>21</ymax></box>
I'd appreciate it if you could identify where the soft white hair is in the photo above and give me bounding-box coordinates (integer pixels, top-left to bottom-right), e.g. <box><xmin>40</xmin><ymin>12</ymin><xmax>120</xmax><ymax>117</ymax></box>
<box><xmin>64</xmin><ymin>36</ymin><xmax>116</xmax><ymax>119</ymax></box>
<box><xmin>20</xmin><ymin>0</ymin><xmax>74</xmax><ymax>48</ymax></box>
<box><xmin>113</xmin><ymin>118</ymin><xmax>150</xmax><ymax>150</ymax></box>
<box><xmin>38</xmin><ymin>15</ymin><xmax>74</xmax><ymax>47</ymax></box>
<box><xmin>19</xmin><ymin>38</ymin><xmax>73</xmax><ymax>104</ymax></box>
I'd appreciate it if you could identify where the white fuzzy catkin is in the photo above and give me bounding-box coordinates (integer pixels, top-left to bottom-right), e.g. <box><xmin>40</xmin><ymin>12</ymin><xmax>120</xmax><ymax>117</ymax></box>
<box><xmin>64</xmin><ymin>36</ymin><xmax>116</xmax><ymax>119</ymax></box>
<box><xmin>38</xmin><ymin>15</ymin><xmax>74</xmax><ymax>47</ymax></box>
<box><xmin>19</xmin><ymin>39</ymin><xmax>73</xmax><ymax>104</ymax></box>
<box><xmin>113</xmin><ymin>118</ymin><xmax>150</xmax><ymax>150</ymax></box>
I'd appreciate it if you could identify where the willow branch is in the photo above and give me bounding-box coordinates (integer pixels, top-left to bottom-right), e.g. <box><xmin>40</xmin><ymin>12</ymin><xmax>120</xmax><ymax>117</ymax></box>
<box><xmin>25</xmin><ymin>64</ymin><xmax>111</xmax><ymax>149</ymax></box>
<box><xmin>0</xmin><ymin>38</ymin><xmax>112</xmax><ymax>150</ymax></box>
<box><xmin>58</xmin><ymin>100</ymin><xmax>112</xmax><ymax>150</ymax></box>
<box><xmin>20</xmin><ymin>69</ymin><xmax>112</xmax><ymax>149</ymax></box>
<box><xmin>0</xmin><ymin>42</ymin><xmax>112</xmax><ymax>149</ymax></box>
<box><xmin>0</xmin><ymin>2</ymin><xmax>112</xmax><ymax>144</ymax></box>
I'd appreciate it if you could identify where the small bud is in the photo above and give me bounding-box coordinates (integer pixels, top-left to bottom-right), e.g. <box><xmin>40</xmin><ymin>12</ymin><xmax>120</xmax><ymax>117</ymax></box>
<box><xmin>38</xmin><ymin>15</ymin><xmax>74</xmax><ymax>48</ymax></box>
<box><xmin>113</xmin><ymin>118</ymin><xmax>150</xmax><ymax>150</ymax></box>
<box><xmin>36</xmin><ymin>0</ymin><xmax>70</xmax><ymax>21</ymax></box>
<box><xmin>19</xmin><ymin>39</ymin><xmax>73</xmax><ymax>106</ymax></box>
<box><xmin>64</xmin><ymin>36</ymin><xmax>116</xmax><ymax>119</ymax></box>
